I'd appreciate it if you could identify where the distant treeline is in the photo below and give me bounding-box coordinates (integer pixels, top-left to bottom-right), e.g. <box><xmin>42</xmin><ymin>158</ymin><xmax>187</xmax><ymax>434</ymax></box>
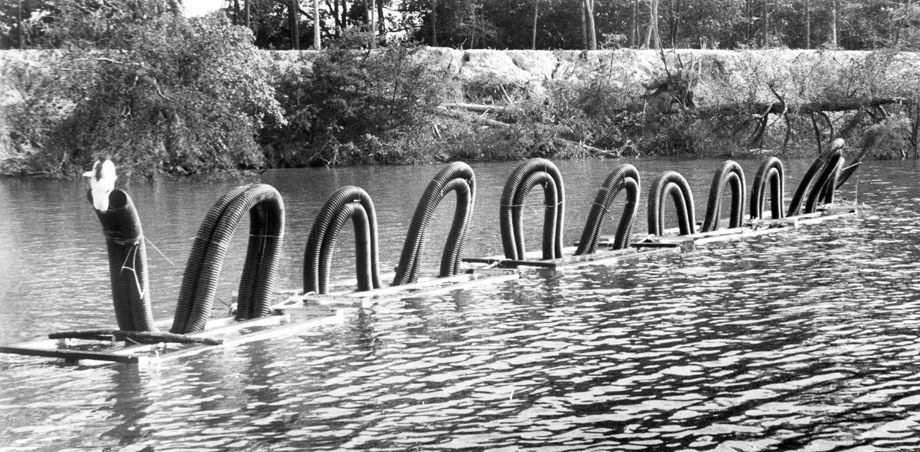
<box><xmin>1</xmin><ymin>1</ymin><xmax>919</xmax><ymax>178</ymax></box>
<box><xmin>3</xmin><ymin>0</ymin><xmax>920</xmax><ymax>52</ymax></box>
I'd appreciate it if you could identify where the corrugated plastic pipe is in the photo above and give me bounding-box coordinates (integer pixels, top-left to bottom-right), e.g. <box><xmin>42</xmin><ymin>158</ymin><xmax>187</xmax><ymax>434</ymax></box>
<box><xmin>499</xmin><ymin>158</ymin><xmax>565</xmax><ymax>260</ymax></box>
<box><xmin>393</xmin><ymin>162</ymin><xmax>476</xmax><ymax>286</ymax></box>
<box><xmin>89</xmin><ymin>189</ymin><xmax>156</xmax><ymax>332</ymax></box>
<box><xmin>171</xmin><ymin>184</ymin><xmax>285</xmax><ymax>334</ymax></box>
<box><xmin>574</xmin><ymin>164</ymin><xmax>640</xmax><ymax>254</ymax></box>
<box><xmin>647</xmin><ymin>171</ymin><xmax>696</xmax><ymax>236</ymax></box>
<box><xmin>701</xmin><ymin>160</ymin><xmax>746</xmax><ymax>232</ymax></box>
<box><xmin>304</xmin><ymin>186</ymin><xmax>381</xmax><ymax>295</ymax></box>
<box><xmin>804</xmin><ymin>150</ymin><xmax>844</xmax><ymax>213</ymax></box>
<box><xmin>750</xmin><ymin>157</ymin><xmax>785</xmax><ymax>220</ymax></box>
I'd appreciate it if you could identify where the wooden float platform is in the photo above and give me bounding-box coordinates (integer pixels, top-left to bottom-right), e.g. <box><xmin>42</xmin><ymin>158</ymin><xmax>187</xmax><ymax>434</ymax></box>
<box><xmin>273</xmin><ymin>268</ymin><xmax>519</xmax><ymax>310</ymax></box>
<box><xmin>463</xmin><ymin>245</ymin><xmax>681</xmax><ymax>271</ymax></box>
<box><xmin>0</xmin><ymin>270</ymin><xmax>520</xmax><ymax>367</ymax></box>
<box><xmin>633</xmin><ymin>204</ymin><xmax>859</xmax><ymax>249</ymax></box>
<box><xmin>462</xmin><ymin>204</ymin><xmax>859</xmax><ymax>270</ymax></box>
<box><xmin>0</xmin><ymin>204</ymin><xmax>858</xmax><ymax>367</ymax></box>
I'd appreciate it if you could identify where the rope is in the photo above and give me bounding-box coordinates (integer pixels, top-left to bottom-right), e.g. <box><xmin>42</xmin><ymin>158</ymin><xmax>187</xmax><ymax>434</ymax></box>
<box><xmin>118</xmin><ymin>241</ymin><xmax>147</xmax><ymax>299</ymax></box>
<box><xmin>499</xmin><ymin>200</ymin><xmax>565</xmax><ymax>209</ymax></box>
<box><xmin>104</xmin><ymin>232</ymin><xmax>142</xmax><ymax>246</ymax></box>
<box><xmin>145</xmin><ymin>237</ymin><xmax>177</xmax><ymax>268</ymax></box>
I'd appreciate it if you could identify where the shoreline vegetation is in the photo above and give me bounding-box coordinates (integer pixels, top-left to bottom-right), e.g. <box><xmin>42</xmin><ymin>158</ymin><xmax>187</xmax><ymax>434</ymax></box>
<box><xmin>2</xmin><ymin>3</ymin><xmax>920</xmax><ymax>178</ymax></box>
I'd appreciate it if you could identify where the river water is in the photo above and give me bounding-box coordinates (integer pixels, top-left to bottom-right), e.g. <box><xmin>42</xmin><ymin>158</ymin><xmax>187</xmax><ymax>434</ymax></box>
<box><xmin>0</xmin><ymin>158</ymin><xmax>917</xmax><ymax>450</ymax></box>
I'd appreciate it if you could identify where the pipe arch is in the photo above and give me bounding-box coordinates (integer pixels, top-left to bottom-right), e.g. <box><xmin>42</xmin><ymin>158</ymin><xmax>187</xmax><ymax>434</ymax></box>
<box><xmin>575</xmin><ymin>164</ymin><xmax>640</xmax><ymax>254</ymax></box>
<box><xmin>647</xmin><ymin>171</ymin><xmax>696</xmax><ymax>236</ymax></box>
<box><xmin>805</xmin><ymin>150</ymin><xmax>844</xmax><ymax>213</ymax></box>
<box><xmin>393</xmin><ymin>162</ymin><xmax>476</xmax><ymax>286</ymax></box>
<box><xmin>750</xmin><ymin>157</ymin><xmax>785</xmax><ymax>220</ymax></box>
<box><xmin>701</xmin><ymin>160</ymin><xmax>746</xmax><ymax>232</ymax></box>
<box><xmin>171</xmin><ymin>184</ymin><xmax>285</xmax><ymax>334</ymax></box>
<box><xmin>304</xmin><ymin>185</ymin><xmax>381</xmax><ymax>295</ymax></box>
<box><xmin>499</xmin><ymin>158</ymin><xmax>565</xmax><ymax>260</ymax></box>
<box><xmin>788</xmin><ymin>143</ymin><xmax>845</xmax><ymax>216</ymax></box>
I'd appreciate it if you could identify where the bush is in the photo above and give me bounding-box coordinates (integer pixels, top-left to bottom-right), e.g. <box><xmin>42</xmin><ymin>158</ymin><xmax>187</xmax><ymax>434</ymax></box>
<box><xmin>1</xmin><ymin>4</ymin><xmax>281</xmax><ymax>177</ymax></box>
<box><xmin>262</xmin><ymin>37</ymin><xmax>451</xmax><ymax>167</ymax></box>
<box><xmin>59</xmin><ymin>13</ymin><xmax>281</xmax><ymax>176</ymax></box>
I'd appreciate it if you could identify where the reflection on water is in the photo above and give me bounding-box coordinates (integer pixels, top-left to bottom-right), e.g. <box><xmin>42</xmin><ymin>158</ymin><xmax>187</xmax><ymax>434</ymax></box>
<box><xmin>1</xmin><ymin>159</ymin><xmax>919</xmax><ymax>449</ymax></box>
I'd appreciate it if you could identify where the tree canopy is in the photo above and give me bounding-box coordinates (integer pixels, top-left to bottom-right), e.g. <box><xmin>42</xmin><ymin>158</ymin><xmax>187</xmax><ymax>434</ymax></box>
<box><xmin>4</xmin><ymin>0</ymin><xmax>920</xmax><ymax>51</ymax></box>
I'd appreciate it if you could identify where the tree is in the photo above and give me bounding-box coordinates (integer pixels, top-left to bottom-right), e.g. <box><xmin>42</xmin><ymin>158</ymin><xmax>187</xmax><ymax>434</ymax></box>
<box><xmin>313</xmin><ymin>0</ymin><xmax>321</xmax><ymax>48</ymax></box>
<box><xmin>805</xmin><ymin>0</ymin><xmax>811</xmax><ymax>48</ymax></box>
<box><xmin>290</xmin><ymin>0</ymin><xmax>300</xmax><ymax>49</ymax></box>
<box><xmin>584</xmin><ymin>0</ymin><xmax>597</xmax><ymax>49</ymax></box>
<box><xmin>431</xmin><ymin>0</ymin><xmax>438</xmax><ymax>45</ymax></box>
<box><xmin>531</xmin><ymin>0</ymin><xmax>539</xmax><ymax>49</ymax></box>
<box><xmin>630</xmin><ymin>0</ymin><xmax>639</xmax><ymax>47</ymax></box>
<box><xmin>763</xmin><ymin>0</ymin><xmax>769</xmax><ymax>47</ymax></box>
<box><xmin>15</xmin><ymin>1</ymin><xmax>282</xmax><ymax>175</ymax></box>
<box><xmin>646</xmin><ymin>0</ymin><xmax>661</xmax><ymax>48</ymax></box>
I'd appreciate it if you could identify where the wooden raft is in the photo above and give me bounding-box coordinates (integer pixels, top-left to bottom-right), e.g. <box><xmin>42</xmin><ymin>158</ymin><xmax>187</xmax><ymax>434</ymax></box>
<box><xmin>0</xmin><ymin>270</ymin><xmax>521</xmax><ymax>366</ymax></box>
<box><xmin>0</xmin><ymin>204</ymin><xmax>858</xmax><ymax>366</ymax></box>
<box><xmin>635</xmin><ymin>204</ymin><xmax>859</xmax><ymax>249</ymax></box>
<box><xmin>463</xmin><ymin>204</ymin><xmax>859</xmax><ymax>270</ymax></box>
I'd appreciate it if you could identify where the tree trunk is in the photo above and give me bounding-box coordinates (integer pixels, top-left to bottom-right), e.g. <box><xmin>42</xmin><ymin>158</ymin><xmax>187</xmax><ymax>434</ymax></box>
<box><xmin>909</xmin><ymin>0</ymin><xmax>914</xmax><ymax>46</ymax></box>
<box><xmin>368</xmin><ymin>0</ymin><xmax>376</xmax><ymax>48</ymax></box>
<box><xmin>762</xmin><ymin>0</ymin><xmax>768</xmax><ymax>47</ymax></box>
<box><xmin>377</xmin><ymin>0</ymin><xmax>385</xmax><ymax>37</ymax></box>
<box><xmin>431</xmin><ymin>0</ymin><xmax>438</xmax><ymax>46</ymax></box>
<box><xmin>805</xmin><ymin>0</ymin><xmax>810</xmax><ymax>49</ymax></box>
<box><xmin>630</xmin><ymin>0</ymin><xmax>639</xmax><ymax>48</ymax></box>
<box><xmin>233</xmin><ymin>0</ymin><xmax>241</xmax><ymax>25</ymax></box>
<box><xmin>674</xmin><ymin>0</ymin><xmax>680</xmax><ymax>47</ymax></box>
<box><xmin>581</xmin><ymin>0</ymin><xmax>588</xmax><ymax>49</ymax></box>
<box><xmin>314</xmin><ymin>0</ymin><xmax>321</xmax><ymax>49</ymax></box>
<box><xmin>585</xmin><ymin>0</ymin><xmax>597</xmax><ymax>50</ymax></box>
<box><xmin>290</xmin><ymin>0</ymin><xmax>300</xmax><ymax>49</ymax></box>
<box><xmin>646</xmin><ymin>0</ymin><xmax>661</xmax><ymax>49</ymax></box>
<box><xmin>746</xmin><ymin>0</ymin><xmax>752</xmax><ymax>44</ymax></box>
<box><xmin>532</xmin><ymin>0</ymin><xmax>539</xmax><ymax>49</ymax></box>
<box><xmin>244</xmin><ymin>0</ymin><xmax>250</xmax><ymax>28</ymax></box>
<box><xmin>17</xmin><ymin>0</ymin><xmax>23</xmax><ymax>49</ymax></box>
<box><xmin>830</xmin><ymin>0</ymin><xmax>838</xmax><ymax>48</ymax></box>
<box><xmin>333</xmin><ymin>0</ymin><xmax>340</xmax><ymax>37</ymax></box>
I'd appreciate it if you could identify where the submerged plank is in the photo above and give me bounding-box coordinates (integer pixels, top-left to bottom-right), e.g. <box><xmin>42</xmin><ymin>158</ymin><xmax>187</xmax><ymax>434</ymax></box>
<box><xmin>0</xmin><ymin>344</ymin><xmax>142</xmax><ymax>364</ymax></box>
<box><xmin>278</xmin><ymin>270</ymin><xmax>520</xmax><ymax>310</ymax></box>
<box><xmin>463</xmin><ymin>244</ymin><xmax>681</xmax><ymax>270</ymax></box>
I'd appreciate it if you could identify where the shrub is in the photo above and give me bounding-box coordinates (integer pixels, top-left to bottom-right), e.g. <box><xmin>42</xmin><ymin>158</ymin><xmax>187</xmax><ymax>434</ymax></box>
<box><xmin>56</xmin><ymin>13</ymin><xmax>281</xmax><ymax>176</ymax></box>
<box><xmin>263</xmin><ymin>38</ymin><xmax>451</xmax><ymax>167</ymax></box>
<box><xmin>1</xmin><ymin>3</ymin><xmax>281</xmax><ymax>177</ymax></box>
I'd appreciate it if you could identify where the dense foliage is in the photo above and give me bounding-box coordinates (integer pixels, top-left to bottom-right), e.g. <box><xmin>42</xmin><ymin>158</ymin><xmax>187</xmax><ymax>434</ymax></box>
<box><xmin>262</xmin><ymin>39</ymin><xmax>448</xmax><ymax>166</ymax></box>
<box><xmin>3</xmin><ymin>0</ymin><xmax>920</xmax><ymax>177</ymax></box>
<box><xmin>5</xmin><ymin>1</ymin><xmax>920</xmax><ymax>52</ymax></box>
<box><xmin>1</xmin><ymin>2</ymin><xmax>281</xmax><ymax>176</ymax></box>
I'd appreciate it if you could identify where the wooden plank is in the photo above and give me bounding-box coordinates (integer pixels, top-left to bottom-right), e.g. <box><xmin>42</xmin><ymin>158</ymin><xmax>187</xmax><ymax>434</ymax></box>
<box><xmin>152</xmin><ymin>314</ymin><xmax>346</xmax><ymax>364</ymax></box>
<box><xmin>0</xmin><ymin>344</ymin><xmax>142</xmax><ymax>364</ymax></box>
<box><xmin>277</xmin><ymin>271</ymin><xmax>521</xmax><ymax>310</ymax></box>
<box><xmin>463</xmin><ymin>245</ymin><xmax>680</xmax><ymax>270</ymax></box>
<box><xmin>618</xmin><ymin>207</ymin><xmax>858</xmax><ymax>248</ymax></box>
<box><xmin>462</xmin><ymin>257</ymin><xmax>558</xmax><ymax>269</ymax></box>
<box><xmin>558</xmin><ymin>246</ymin><xmax>680</xmax><ymax>270</ymax></box>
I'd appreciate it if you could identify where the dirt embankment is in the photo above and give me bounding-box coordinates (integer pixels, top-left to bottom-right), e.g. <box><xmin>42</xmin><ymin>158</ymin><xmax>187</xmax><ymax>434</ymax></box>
<box><xmin>264</xmin><ymin>47</ymin><xmax>920</xmax><ymax>107</ymax></box>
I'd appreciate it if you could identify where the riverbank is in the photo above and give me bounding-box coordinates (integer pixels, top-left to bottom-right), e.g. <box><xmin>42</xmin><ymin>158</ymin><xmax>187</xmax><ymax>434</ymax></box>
<box><xmin>2</xmin><ymin>47</ymin><xmax>919</xmax><ymax>177</ymax></box>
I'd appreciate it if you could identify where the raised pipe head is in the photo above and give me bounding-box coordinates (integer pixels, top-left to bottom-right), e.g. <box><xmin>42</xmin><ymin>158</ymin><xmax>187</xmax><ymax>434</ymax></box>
<box><xmin>83</xmin><ymin>159</ymin><xmax>117</xmax><ymax>212</ymax></box>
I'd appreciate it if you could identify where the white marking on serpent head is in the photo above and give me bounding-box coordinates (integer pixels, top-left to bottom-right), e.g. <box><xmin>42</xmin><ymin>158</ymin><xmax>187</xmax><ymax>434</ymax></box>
<box><xmin>83</xmin><ymin>159</ymin><xmax>117</xmax><ymax>212</ymax></box>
